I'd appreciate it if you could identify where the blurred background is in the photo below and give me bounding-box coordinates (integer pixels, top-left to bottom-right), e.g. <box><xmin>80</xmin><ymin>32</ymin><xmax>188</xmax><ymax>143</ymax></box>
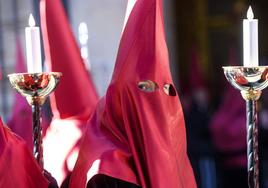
<box><xmin>1</xmin><ymin>0</ymin><xmax>268</xmax><ymax>187</ymax></box>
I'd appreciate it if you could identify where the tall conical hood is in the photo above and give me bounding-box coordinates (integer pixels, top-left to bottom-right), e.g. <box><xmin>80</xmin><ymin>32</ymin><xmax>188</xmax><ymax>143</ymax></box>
<box><xmin>40</xmin><ymin>0</ymin><xmax>99</xmax><ymax>184</ymax></box>
<box><xmin>40</xmin><ymin>0</ymin><xmax>98</xmax><ymax>120</ymax></box>
<box><xmin>70</xmin><ymin>0</ymin><xmax>196</xmax><ymax>187</ymax></box>
<box><xmin>8</xmin><ymin>39</ymin><xmax>33</xmax><ymax>150</ymax></box>
<box><xmin>15</xmin><ymin>38</ymin><xmax>26</xmax><ymax>73</ymax></box>
<box><xmin>112</xmin><ymin>0</ymin><xmax>172</xmax><ymax>85</ymax></box>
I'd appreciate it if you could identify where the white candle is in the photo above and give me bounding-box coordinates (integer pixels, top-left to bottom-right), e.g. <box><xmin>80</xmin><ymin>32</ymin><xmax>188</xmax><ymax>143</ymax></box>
<box><xmin>25</xmin><ymin>14</ymin><xmax>42</xmax><ymax>73</ymax></box>
<box><xmin>243</xmin><ymin>6</ymin><xmax>258</xmax><ymax>67</ymax></box>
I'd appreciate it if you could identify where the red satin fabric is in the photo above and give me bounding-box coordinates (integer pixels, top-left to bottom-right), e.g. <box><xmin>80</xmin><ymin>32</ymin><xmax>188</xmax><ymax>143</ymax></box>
<box><xmin>40</xmin><ymin>0</ymin><xmax>98</xmax><ymax>185</ymax></box>
<box><xmin>40</xmin><ymin>0</ymin><xmax>98</xmax><ymax>121</ymax></box>
<box><xmin>0</xmin><ymin>118</ymin><xmax>48</xmax><ymax>188</ymax></box>
<box><xmin>70</xmin><ymin>0</ymin><xmax>196</xmax><ymax>187</ymax></box>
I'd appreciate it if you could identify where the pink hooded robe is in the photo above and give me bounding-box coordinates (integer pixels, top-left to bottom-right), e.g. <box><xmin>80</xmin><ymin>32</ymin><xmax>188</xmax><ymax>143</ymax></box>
<box><xmin>40</xmin><ymin>0</ymin><xmax>98</xmax><ymax>185</ymax></box>
<box><xmin>8</xmin><ymin>39</ymin><xmax>33</xmax><ymax>151</ymax></box>
<box><xmin>210</xmin><ymin>46</ymin><xmax>247</xmax><ymax>167</ymax></box>
<box><xmin>209</xmin><ymin>85</ymin><xmax>247</xmax><ymax>167</ymax></box>
<box><xmin>70</xmin><ymin>0</ymin><xmax>196</xmax><ymax>187</ymax></box>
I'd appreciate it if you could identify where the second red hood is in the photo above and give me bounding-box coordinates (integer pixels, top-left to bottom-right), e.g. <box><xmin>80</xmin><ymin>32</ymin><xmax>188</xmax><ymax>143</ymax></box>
<box><xmin>70</xmin><ymin>0</ymin><xmax>196</xmax><ymax>187</ymax></box>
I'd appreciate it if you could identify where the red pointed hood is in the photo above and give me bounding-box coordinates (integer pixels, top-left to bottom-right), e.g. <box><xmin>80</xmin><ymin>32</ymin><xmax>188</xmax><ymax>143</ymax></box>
<box><xmin>8</xmin><ymin>39</ymin><xmax>33</xmax><ymax>150</ymax></box>
<box><xmin>15</xmin><ymin>39</ymin><xmax>27</xmax><ymax>73</ymax></box>
<box><xmin>40</xmin><ymin>0</ymin><xmax>98</xmax><ymax>121</ymax></box>
<box><xmin>70</xmin><ymin>0</ymin><xmax>196</xmax><ymax>187</ymax></box>
<box><xmin>40</xmin><ymin>0</ymin><xmax>99</xmax><ymax>185</ymax></box>
<box><xmin>0</xmin><ymin>118</ymin><xmax>49</xmax><ymax>188</ymax></box>
<box><xmin>106</xmin><ymin>1</ymin><xmax>196</xmax><ymax>186</ymax></box>
<box><xmin>112</xmin><ymin>0</ymin><xmax>172</xmax><ymax>85</ymax></box>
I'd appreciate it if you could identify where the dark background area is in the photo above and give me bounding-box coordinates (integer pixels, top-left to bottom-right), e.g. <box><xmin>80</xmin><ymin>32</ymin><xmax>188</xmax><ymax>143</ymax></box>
<box><xmin>173</xmin><ymin>0</ymin><xmax>268</xmax><ymax>187</ymax></box>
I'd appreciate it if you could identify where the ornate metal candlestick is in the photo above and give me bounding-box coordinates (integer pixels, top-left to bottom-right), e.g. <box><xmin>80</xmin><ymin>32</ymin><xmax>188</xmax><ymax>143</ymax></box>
<box><xmin>8</xmin><ymin>72</ymin><xmax>61</xmax><ymax>170</ymax></box>
<box><xmin>223</xmin><ymin>66</ymin><xmax>268</xmax><ymax>188</ymax></box>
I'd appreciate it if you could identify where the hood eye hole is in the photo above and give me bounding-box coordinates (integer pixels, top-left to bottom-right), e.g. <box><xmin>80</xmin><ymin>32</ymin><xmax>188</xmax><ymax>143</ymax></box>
<box><xmin>163</xmin><ymin>84</ymin><xmax>177</xmax><ymax>96</ymax></box>
<box><xmin>138</xmin><ymin>80</ymin><xmax>158</xmax><ymax>92</ymax></box>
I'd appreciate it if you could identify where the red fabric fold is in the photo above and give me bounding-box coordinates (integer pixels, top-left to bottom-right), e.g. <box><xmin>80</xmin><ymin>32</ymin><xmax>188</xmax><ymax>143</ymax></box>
<box><xmin>40</xmin><ymin>0</ymin><xmax>98</xmax><ymax>121</ymax></box>
<box><xmin>70</xmin><ymin>0</ymin><xmax>196</xmax><ymax>187</ymax></box>
<box><xmin>40</xmin><ymin>0</ymin><xmax>98</xmax><ymax>185</ymax></box>
<box><xmin>0</xmin><ymin>118</ymin><xmax>49</xmax><ymax>188</ymax></box>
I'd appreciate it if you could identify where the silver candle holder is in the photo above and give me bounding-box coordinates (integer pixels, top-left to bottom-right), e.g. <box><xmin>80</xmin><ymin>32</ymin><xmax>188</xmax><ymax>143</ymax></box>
<box><xmin>223</xmin><ymin>66</ymin><xmax>268</xmax><ymax>188</ymax></box>
<box><xmin>8</xmin><ymin>72</ymin><xmax>61</xmax><ymax>170</ymax></box>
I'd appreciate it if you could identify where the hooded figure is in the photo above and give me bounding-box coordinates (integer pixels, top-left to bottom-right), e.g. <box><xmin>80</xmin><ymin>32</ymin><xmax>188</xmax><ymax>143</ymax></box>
<box><xmin>70</xmin><ymin>0</ymin><xmax>196</xmax><ymax>187</ymax></box>
<box><xmin>209</xmin><ymin>46</ymin><xmax>247</xmax><ymax>188</ymax></box>
<box><xmin>0</xmin><ymin>117</ymin><xmax>49</xmax><ymax>188</ymax></box>
<box><xmin>40</xmin><ymin>0</ymin><xmax>98</xmax><ymax>185</ymax></box>
<box><xmin>8</xmin><ymin>38</ymin><xmax>33</xmax><ymax>151</ymax></box>
<box><xmin>210</xmin><ymin>46</ymin><xmax>246</xmax><ymax>166</ymax></box>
